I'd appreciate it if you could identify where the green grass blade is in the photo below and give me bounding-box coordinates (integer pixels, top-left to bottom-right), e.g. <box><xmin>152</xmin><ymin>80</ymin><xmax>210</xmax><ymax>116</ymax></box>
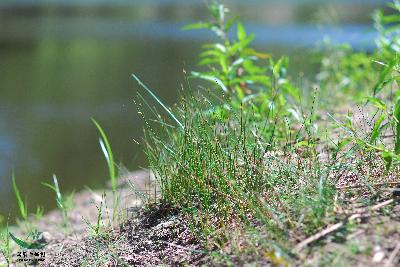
<box><xmin>9</xmin><ymin>232</ymin><xmax>30</xmax><ymax>248</ymax></box>
<box><xmin>52</xmin><ymin>174</ymin><xmax>62</xmax><ymax>201</ymax></box>
<box><xmin>370</xmin><ymin>114</ymin><xmax>385</xmax><ymax>144</ymax></box>
<box><xmin>9</xmin><ymin>232</ymin><xmax>45</xmax><ymax>249</ymax></box>
<box><xmin>131</xmin><ymin>74</ymin><xmax>184</xmax><ymax>130</ymax></box>
<box><xmin>11</xmin><ymin>172</ymin><xmax>27</xmax><ymax>220</ymax></box>
<box><xmin>91</xmin><ymin>118</ymin><xmax>116</xmax><ymax>191</ymax></box>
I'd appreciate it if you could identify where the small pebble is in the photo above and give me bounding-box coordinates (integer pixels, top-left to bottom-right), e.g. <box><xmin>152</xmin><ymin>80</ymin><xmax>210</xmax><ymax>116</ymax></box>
<box><xmin>372</xmin><ymin>251</ymin><xmax>385</xmax><ymax>263</ymax></box>
<box><xmin>38</xmin><ymin>231</ymin><xmax>52</xmax><ymax>244</ymax></box>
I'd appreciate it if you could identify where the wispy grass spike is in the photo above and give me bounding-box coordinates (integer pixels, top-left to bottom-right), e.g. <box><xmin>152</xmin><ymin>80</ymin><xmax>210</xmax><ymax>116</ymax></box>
<box><xmin>131</xmin><ymin>74</ymin><xmax>184</xmax><ymax>130</ymax></box>
<box><xmin>91</xmin><ymin>118</ymin><xmax>117</xmax><ymax>191</ymax></box>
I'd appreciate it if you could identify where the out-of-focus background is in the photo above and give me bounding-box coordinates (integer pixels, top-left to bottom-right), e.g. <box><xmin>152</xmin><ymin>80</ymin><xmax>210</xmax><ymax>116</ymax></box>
<box><xmin>0</xmin><ymin>0</ymin><xmax>389</xmax><ymax>220</ymax></box>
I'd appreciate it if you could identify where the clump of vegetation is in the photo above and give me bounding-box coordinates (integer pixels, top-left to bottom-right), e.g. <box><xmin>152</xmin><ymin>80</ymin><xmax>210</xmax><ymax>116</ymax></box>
<box><xmin>184</xmin><ymin>3</ymin><xmax>301</xmax><ymax>141</ymax></box>
<box><xmin>333</xmin><ymin>1</ymin><xmax>400</xmax><ymax>171</ymax></box>
<box><xmin>136</xmin><ymin>1</ymin><xmax>400</xmax><ymax>264</ymax></box>
<box><xmin>43</xmin><ymin>175</ymin><xmax>74</xmax><ymax>228</ymax></box>
<box><xmin>142</xmin><ymin>89</ymin><xmax>336</xmax><ymax>254</ymax></box>
<box><xmin>92</xmin><ymin>118</ymin><xmax>122</xmax><ymax>224</ymax></box>
<box><xmin>2</xmin><ymin>1</ymin><xmax>400</xmax><ymax>266</ymax></box>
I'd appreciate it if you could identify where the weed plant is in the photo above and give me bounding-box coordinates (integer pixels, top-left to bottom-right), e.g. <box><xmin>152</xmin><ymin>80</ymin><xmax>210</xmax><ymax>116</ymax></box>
<box><xmin>92</xmin><ymin>118</ymin><xmax>121</xmax><ymax>224</ymax></box>
<box><xmin>43</xmin><ymin>175</ymin><xmax>74</xmax><ymax>228</ymax></box>
<box><xmin>185</xmin><ymin>3</ymin><xmax>301</xmax><ymax>141</ymax></box>
<box><xmin>336</xmin><ymin>2</ymin><xmax>400</xmax><ymax>171</ymax></box>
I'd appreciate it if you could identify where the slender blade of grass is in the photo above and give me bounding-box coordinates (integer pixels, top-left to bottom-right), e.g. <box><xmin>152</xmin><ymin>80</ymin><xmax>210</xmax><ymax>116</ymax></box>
<box><xmin>11</xmin><ymin>172</ymin><xmax>27</xmax><ymax>220</ymax></box>
<box><xmin>131</xmin><ymin>74</ymin><xmax>184</xmax><ymax>130</ymax></box>
<box><xmin>92</xmin><ymin>118</ymin><xmax>117</xmax><ymax>191</ymax></box>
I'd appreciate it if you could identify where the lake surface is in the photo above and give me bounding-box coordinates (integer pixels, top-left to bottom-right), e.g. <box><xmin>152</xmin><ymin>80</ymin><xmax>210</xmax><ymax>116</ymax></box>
<box><xmin>0</xmin><ymin>0</ymin><xmax>386</xmax><ymax>222</ymax></box>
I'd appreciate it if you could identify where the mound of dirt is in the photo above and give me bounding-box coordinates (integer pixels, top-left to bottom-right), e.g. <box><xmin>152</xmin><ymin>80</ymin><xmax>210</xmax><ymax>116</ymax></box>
<box><xmin>41</xmin><ymin>204</ymin><xmax>207</xmax><ymax>266</ymax></box>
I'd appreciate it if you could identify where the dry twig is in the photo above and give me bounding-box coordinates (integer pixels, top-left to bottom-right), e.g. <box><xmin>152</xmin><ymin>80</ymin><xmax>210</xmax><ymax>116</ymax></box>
<box><xmin>384</xmin><ymin>242</ymin><xmax>400</xmax><ymax>267</ymax></box>
<box><xmin>336</xmin><ymin>182</ymin><xmax>400</xmax><ymax>190</ymax></box>
<box><xmin>293</xmin><ymin>199</ymin><xmax>394</xmax><ymax>253</ymax></box>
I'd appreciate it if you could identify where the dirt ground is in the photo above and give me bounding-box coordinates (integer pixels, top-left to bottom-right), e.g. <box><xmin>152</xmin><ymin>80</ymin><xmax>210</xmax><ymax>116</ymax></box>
<box><xmin>3</xmin><ymin>165</ymin><xmax>400</xmax><ymax>266</ymax></box>
<box><xmin>39</xmin><ymin>170</ymin><xmax>199</xmax><ymax>266</ymax></box>
<box><xmin>2</xmin><ymin>170</ymin><xmax>208</xmax><ymax>266</ymax></box>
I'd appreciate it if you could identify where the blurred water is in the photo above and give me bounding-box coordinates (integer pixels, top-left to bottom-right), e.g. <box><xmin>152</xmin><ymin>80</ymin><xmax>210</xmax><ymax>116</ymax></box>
<box><xmin>0</xmin><ymin>0</ymin><xmax>386</xmax><ymax>222</ymax></box>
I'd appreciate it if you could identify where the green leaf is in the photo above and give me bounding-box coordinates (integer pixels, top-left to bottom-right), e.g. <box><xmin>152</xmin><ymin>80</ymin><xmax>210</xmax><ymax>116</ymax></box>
<box><xmin>370</xmin><ymin>114</ymin><xmax>385</xmax><ymax>144</ymax></box>
<box><xmin>244</xmin><ymin>48</ymin><xmax>270</xmax><ymax>59</ymax></box>
<box><xmin>9</xmin><ymin>232</ymin><xmax>30</xmax><ymax>248</ymax></box>
<box><xmin>191</xmin><ymin>72</ymin><xmax>228</xmax><ymax>92</ymax></box>
<box><xmin>182</xmin><ymin>22</ymin><xmax>212</xmax><ymax>31</ymax></box>
<box><xmin>230</xmin><ymin>34</ymin><xmax>254</xmax><ymax>53</ymax></box>
<box><xmin>9</xmin><ymin>233</ymin><xmax>45</xmax><ymax>249</ymax></box>
<box><xmin>366</xmin><ymin>96</ymin><xmax>387</xmax><ymax>110</ymax></box>
<box><xmin>42</xmin><ymin>182</ymin><xmax>56</xmax><ymax>192</ymax></box>
<box><xmin>209</xmin><ymin>2</ymin><xmax>221</xmax><ymax>19</ymax></box>
<box><xmin>198</xmin><ymin>57</ymin><xmax>219</xmax><ymax>66</ymax></box>
<box><xmin>131</xmin><ymin>74</ymin><xmax>184</xmax><ymax>130</ymax></box>
<box><xmin>337</xmin><ymin>137</ymin><xmax>352</xmax><ymax>151</ymax></box>
<box><xmin>225</xmin><ymin>16</ymin><xmax>238</xmax><ymax>32</ymax></box>
<box><xmin>373</xmin><ymin>58</ymin><xmax>396</xmax><ymax>95</ymax></box>
<box><xmin>43</xmin><ymin>175</ymin><xmax>65</xmax><ymax>210</ymax></box>
<box><xmin>282</xmin><ymin>83</ymin><xmax>300</xmax><ymax>102</ymax></box>
<box><xmin>237</xmin><ymin>22</ymin><xmax>247</xmax><ymax>41</ymax></box>
<box><xmin>381</xmin><ymin>151</ymin><xmax>393</xmax><ymax>171</ymax></box>
<box><xmin>272</xmin><ymin>57</ymin><xmax>289</xmax><ymax>79</ymax></box>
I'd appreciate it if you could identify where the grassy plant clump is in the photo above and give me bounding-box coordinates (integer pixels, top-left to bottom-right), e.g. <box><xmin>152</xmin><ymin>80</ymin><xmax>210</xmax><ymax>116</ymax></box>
<box><xmin>136</xmin><ymin>1</ymin><xmax>400</xmax><ymax>264</ymax></box>
<box><xmin>92</xmin><ymin>118</ymin><xmax>122</xmax><ymax>223</ymax></box>
<box><xmin>43</xmin><ymin>175</ymin><xmax>74</xmax><ymax>228</ymax></box>
<box><xmin>140</xmin><ymin>87</ymin><xmax>337</xmax><ymax>259</ymax></box>
<box><xmin>2</xmin><ymin>1</ymin><xmax>399</xmax><ymax>266</ymax></box>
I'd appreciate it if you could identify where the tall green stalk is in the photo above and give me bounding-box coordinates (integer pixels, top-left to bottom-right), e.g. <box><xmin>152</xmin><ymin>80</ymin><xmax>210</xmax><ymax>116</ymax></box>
<box><xmin>92</xmin><ymin>119</ymin><xmax>117</xmax><ymax>192</ymax></box>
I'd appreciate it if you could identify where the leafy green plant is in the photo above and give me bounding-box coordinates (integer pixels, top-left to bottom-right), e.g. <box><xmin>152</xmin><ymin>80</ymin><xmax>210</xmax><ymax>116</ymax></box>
<box><xmin>83</xmin><ymin>196</ymin><xmax>108</xmax><ymax>239</ymax></box>
<box><xmin>43</xmin><ymin>175</ymin><xmax>74</xmax><ymax>227</ymax></box>
<box><xmin>374</xmin><ymin>0</ymin><xmax>400</xmax><ymax>54</ymax></box>
<box><xmin>184</xmin><ymin>2</ymin><xmax>300</xmax><ymax>139</ymax></box>
<box><xmin>336</xmin><ymin>1</ymin><xmax>400</xmax><ymax>171</ymax></box>
<box><xmin>342</xmin><ymin>83</ymin><xmax>400</xmax><ymax>171</ymax></box>
<box><xmin>316</xmin><ymin>43</ymin><xmax>379</xmax><ymax>104</ymax></box>
<box><xmin>130</xmin><ymin>3</ymin><xmax>343</xmax><ymax>261</ymax></box>
<box><xmin>315</xmin><ymin>1</ymin><xmax>400</xmax><ymax>107</ymax></box>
